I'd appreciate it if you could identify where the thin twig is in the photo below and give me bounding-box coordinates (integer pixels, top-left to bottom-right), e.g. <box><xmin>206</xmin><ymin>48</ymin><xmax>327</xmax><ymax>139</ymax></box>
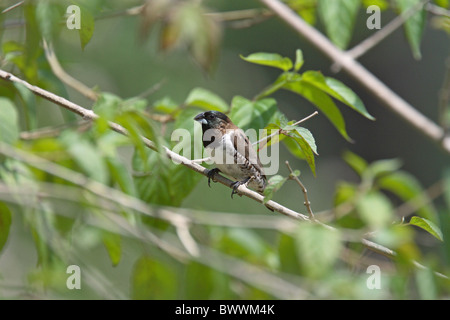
<box><xmin>253</xmin><ymin>111</ymin><xmax>318</xmax><ymax>147</ymax></box>
<box><xmin>285</xmin><ymin>161</ymin><xmax>315</xmax><ymax>220</ymax></box>
<box><xmin>1</xmin><ymin>1</ymin><xmax>24</xmax><ymax>14</ymax></box>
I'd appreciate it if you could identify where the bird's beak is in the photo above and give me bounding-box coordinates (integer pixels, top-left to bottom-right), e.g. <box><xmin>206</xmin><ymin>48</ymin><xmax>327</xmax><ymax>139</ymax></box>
<box><xmin>194</xmin><ymin>113</ymin><xmax>207</xmax><ymax>124</ymax></box>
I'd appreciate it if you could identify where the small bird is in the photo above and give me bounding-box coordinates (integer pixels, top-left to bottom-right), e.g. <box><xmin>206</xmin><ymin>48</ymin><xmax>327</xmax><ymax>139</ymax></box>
<box><xmin>194</xmin><ymin>111</ymin><xmax>266</xmax><ymax>198</ymax></box>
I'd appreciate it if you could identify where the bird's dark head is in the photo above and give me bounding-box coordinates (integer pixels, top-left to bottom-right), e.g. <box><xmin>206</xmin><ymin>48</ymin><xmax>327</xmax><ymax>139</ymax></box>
<box><xmin>194</xmin><ymin>111</ymin><xmax>232</xmax><ymax>130</ymax></box>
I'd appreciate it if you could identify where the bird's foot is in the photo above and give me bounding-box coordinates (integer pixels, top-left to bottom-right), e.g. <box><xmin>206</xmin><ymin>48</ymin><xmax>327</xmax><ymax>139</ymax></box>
<box><xmin>207</xmin><ymin>168</ymin><xmax>220</xmax><ymax>187</ymax></box>
<box><xmin>230</xmin><ymin>177</ymin><xmax>251</xmax><ymax>199</ymax></box>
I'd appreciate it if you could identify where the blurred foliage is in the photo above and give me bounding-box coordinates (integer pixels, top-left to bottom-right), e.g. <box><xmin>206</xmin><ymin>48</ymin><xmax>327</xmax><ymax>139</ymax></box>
<box><xmin>0</xmin><ymin>0</ymin><xmax>449</xmax><ymax>300</ymax></box>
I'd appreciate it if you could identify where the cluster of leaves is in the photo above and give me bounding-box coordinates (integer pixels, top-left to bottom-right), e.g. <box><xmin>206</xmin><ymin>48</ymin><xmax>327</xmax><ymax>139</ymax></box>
<box><xmin>283</xmin><ymin>0</ymin><xmax>450</xmax><ymax>59</ymax></box>
<box><xmin>240</xmin><ymin>50</ymin><xmax>374</xmax><ymax>175</ymax></box>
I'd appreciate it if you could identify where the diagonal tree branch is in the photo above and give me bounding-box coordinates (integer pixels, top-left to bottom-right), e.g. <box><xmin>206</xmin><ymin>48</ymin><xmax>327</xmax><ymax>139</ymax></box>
<box><xmin>1</xmin><ymin>68</ymin><xmax>447</xmax><ymax>280</ymax></box>
<box><xmin>0</xmin><ymin>68</ymin><xmax>308</xmax><ymax>221</ymax></box>
<box><xmin>259</xmin><ymin>0</ymin><xmax>450</xmax><ymax>155</ymax></box>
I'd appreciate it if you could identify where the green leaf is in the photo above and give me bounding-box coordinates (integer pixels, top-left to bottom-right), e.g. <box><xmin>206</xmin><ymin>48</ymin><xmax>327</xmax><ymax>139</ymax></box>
<box><xmin>301</xmin><ymin>71</ymin><xmax>374</xmax><ymax>120</ymax></box>
<box><xmin>284</xmin><ymin>127</ymin><xmax>317</xmax><ymax>175</ymax></box>
<box><xmin>102</xmin><ymin>231</ymin><xmax>122</xmax><ymax>266</ymax></box>
<box><xmin>394</xmin><ymin>0</ymin><xmax>426</xmax><ymax>59</ymax></box>
<box><xmin>263</xmin><ymin>175</ymin><xmax>288</xmax><ymax>203</ymax></box>
<box><xmin>35</xmin><ymin>0</ymin><xmax>61</xmax><ymax>42</ymax></box>
<box><xmin>23</xmin><ymin>2</ymin><xmax>41</xmax><ymax>82</ymax></box>
<box><xmin>294</xmin><ymin>49</ymin><xmax>304</xmax><ymax>71</ymax></box>
<box><xmin>133</xmin><ymin>150</ymin><xmax>172</xmax><ymax>205</ymax></box>
<box><xmin>0</xmin><ymin>98</ymin><xmax>19</xmax><ymax>144</ymax></box>
<box><xmin>325</xmin><ymin>77</ymin><xmax>374</xmax><ymax>120</ymax></box>
<box><xmin>240</xmin><ymin>52</ymin><xmax>293</xmax><ymax>71</ymax></box>
<box><xmin>278</xmin><ymin>233</ymin><xmax>301</xmax><ymax>274</ymax></box>
<box><xmin>318</xmin><ymin>0</ymin><xmax>360</xmax><ymax>49</ymax></box>
<box><xmin>229</xmin><ymin>96</ymin><xmax>279</xmax><ymax>131</ymax></box>
<box><xmin>282</xmin><ymin>76</ymin><xmax>351</xmax><ymax>141</ymax></box>
<box><xmin>342</xmin><ymin>150</ymin><xmax>368</xmax><ymax>176</ymax></box>
<box><xmin>131</xmin><ymin>255</ymin><xmax>177</xmax><ymax>299</ymax></box>
<box><xmin>185</xmin><ymin>87</ymin><xmax>229</xmax><ymax>112</ymax></box>
<box><xmin>409</xmin><ymin>216</ymin><xmax>443</xmax><ymax>241</ymax></box>
<box><xmin>356</xmin><ymin>191</ymin><xmax>394</xmax><ymax>229</ymax></box>
<box><xmin>378</xmin><ymin>171</ymin><xmax>438</xmax><ymax>222</ymax></box>
<box><xmin>0</xmin><ymin>202</ymin><xmax>12</xmax><ymax>254</ymax></box>
<box><xmin>295</xmin><ymin>223</ymin><xmax>342</xmax><ymax>278</ymax></box>
<box><xmin>79</xmin><ymin>5</ymin><xmax>95</xmax><ymax>50</ymax></box>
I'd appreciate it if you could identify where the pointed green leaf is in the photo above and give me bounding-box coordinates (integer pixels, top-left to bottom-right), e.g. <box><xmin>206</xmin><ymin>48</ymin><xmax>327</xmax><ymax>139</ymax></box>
<box><xmin>301</xmin><ymin>71</ymin><xmax>374</xmax><ymax>120</ymax></box>
<box><xmin>394</xmin><ymin>0</ymin><xmax>426</xmax><ymax>59</ymax></box>
<box><xmin>325</xmin><ymin>77</ymin><xmax>374</xmax><ymax>120</ymax></box>
<box><xmin>284</xmin><ymin>128</ymin><xmax>317</xmax><ymax>175</ymax></box>
<box><xmin>78</xmin><ymin>5</ymin><xmax>95</xmax><ymax>50</ymax></box>
<box><xmin>282</xmin><ymin>77</ymin><xmax>351</xmax><ymax>141</ymax></box>
<box><xmin>318</xmin><ymin>0</ymin><xmax>360</xmax><ymax>49</ymax></box>
<box><xmin>185</xmin><ymin>87</ymin><xmax>229</xmax><ymax>112</ymax></box>
<box><xmin>240</xmin><ymin>52</ymin><xmax>293</xmax><ymax>71</ymax></box>
<box><xmin>410</xmin><ymin>216</ymin><xmax>443</xmax><ymax>241</ymax></box>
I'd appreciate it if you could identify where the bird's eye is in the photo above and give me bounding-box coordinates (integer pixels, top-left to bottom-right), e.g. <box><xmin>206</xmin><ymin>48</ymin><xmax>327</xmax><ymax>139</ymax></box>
<box><xmin>206</xmin><ymin>113</ymin><xmax>214</xmax><ymax>120</ymax></box>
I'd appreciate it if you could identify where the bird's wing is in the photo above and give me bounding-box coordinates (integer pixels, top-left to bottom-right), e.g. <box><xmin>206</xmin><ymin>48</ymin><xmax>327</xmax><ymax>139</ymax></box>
<box><xmin>230</xmin><ymin>129</ymin><xmax>266</xmax><ymax>178</ymax></box>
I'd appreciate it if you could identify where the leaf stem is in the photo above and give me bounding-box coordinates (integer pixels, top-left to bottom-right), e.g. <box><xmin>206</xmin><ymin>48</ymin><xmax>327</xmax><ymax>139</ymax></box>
<box><xmin>285</xmin><ymin>160</ymin><xmax>315</xmax><ymax>220</ymax></box>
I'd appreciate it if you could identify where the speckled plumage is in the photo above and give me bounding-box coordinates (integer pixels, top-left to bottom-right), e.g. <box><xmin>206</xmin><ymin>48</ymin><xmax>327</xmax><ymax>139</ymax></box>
<box><xmin>194</xmin><ymin>111</ymin><xmax>266</xmax><ymax>196</ymax></box>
